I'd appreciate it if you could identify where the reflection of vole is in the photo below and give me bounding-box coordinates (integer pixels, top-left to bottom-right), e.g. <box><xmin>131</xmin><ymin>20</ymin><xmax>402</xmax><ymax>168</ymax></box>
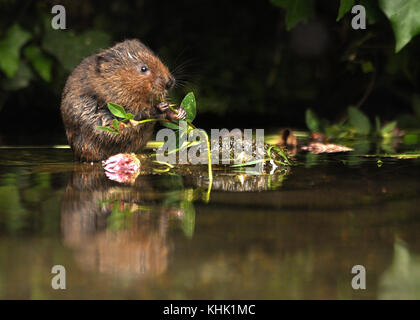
<box><xmin>61</xmin><ymin>39</ymin><xmax>185</xmax><ymax>162</ymax></box>
<box><xmin>61</xmin><ymin>164</ymin><xmax>175</xmax><ymax>277</ymax></box>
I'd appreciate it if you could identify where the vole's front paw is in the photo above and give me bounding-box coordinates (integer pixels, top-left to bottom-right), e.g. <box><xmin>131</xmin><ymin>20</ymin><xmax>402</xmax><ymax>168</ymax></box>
<box><xmin>166</xmin><ymin>107</ymin><xmax>186</xmax><ymax>121</ymax></box>
<box><xmin>156</xmin><ymin>102</ymin><xmax>169</xmax><ymax>113</ymax></box>
<box><xmin>176</xmin><ymin>107</ymin><xmax>187</xmax><ymax>120</ymax></box>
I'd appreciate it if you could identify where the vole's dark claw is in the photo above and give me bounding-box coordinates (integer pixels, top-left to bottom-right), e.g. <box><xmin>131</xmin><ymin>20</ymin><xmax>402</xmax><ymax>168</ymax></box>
<box><xmin>176</xmin><ymin>107</ymin><xmax>187</xmax><ymax>120</ymax></box>
<box><xmin>156</xmin><ymin>102</ymin><xmax>169</xmax><ymax>113</ymax></box>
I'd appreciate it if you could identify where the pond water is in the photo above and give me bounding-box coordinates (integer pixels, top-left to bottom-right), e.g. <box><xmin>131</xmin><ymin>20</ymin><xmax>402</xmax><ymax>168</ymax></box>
<box><xmin>1</xmin><ymin>139</ymin><xmax>420</xmax><ymax>299</ymax></box>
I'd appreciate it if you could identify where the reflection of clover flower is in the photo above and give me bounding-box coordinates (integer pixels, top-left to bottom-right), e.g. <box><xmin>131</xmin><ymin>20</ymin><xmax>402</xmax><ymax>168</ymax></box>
<box><xmin>102</xmin><ymin>153</ymin><xmax>141</xmax><ymax>183</ymax></box>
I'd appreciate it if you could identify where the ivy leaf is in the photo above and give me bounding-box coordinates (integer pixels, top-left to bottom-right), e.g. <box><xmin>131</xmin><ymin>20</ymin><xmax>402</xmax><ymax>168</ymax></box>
<box><xmin>337</xmin><ymin>0</ymin><xmax>355</xmax><ymax>21</ymax></box>
<box><xmin>305</xmin><ymin>108</ymin><xmax>321</xmax><ymax>132</ymax></box>
<box><xmin>107</xmin><ymin>103</ymin><xmax>128</xmax><ymax>119</ymax></box>
<box><xmin>271</xmin><ymin>0</ymin><xmax>315</xmax><ymax>30</ymax></box>
<box><xmin>0</xmin><ymin>24</ymin><xmax>31</xmax><ymax>78</ymax></box>
<box><xmin>348</xmin><ymin>106</ymin><xmax>371</xmax><ymax>135</ymax></box>
<box><xmin>180</xmin><ymin>92</ymin><xmax>196</xmax><ymax>122</ymax></box>
<box><xmin>24</xmin><ymin>45</ymin><xmax>52</xmax><ymax>82</ymax></box>
<box><xmin>379</xmin><ymin>0</ymin><xmax>420</xmax><ymax>52</ymax></box>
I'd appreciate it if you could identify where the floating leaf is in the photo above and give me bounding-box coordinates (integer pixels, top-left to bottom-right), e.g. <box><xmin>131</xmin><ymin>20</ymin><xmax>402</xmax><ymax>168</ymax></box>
<box><xmin>337</xmin><ymin>0</ymin><xmax>355</xmax><ymax>21</ymax></box>
<box><xmin>379</xmin><ymin>0</ymin><xmax>420</xmax><ymax>52</ymax></box>
<box><xmin>348</xmin><ymin>106</ymin><xmax>371</xmax><ymax>135</ymax></box>
<box><xmin>0</xmin><ymin>24</ymin><xmax>31</xmax><ymax>77</ymax></box>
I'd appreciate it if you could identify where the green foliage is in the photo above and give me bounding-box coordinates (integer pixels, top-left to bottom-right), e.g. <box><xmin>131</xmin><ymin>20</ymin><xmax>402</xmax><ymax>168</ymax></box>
<box><xmin>305</xmin><ymin>107</ymin><xmax>403</xmax><ymax>139</ymax></box>
<box><xmin>162</xmin><ymin>92</ymin><xmax>196</xmax><ymax>130</ymax></box>
<box><xmin>348</xmin><ymin>106</ymin><xmax>371</xmax><ymax>135</ymax></box>
<box><xmin>305</xmin><ymin>109</ymin><xmax>321</xmax><ymax>133</ymax></box>
<box><xmin>0</xmin><ymin>24</ymin><xmax>31</xmax><ymax>77</ymax></box>
<box><xmin>1</xmin><ymin>63</ymin><xmax>32</xmax><ymax>91</ymax></box>
<box><xmin>379</xmin><ymin>0</ymin><xmax>420</xmax><ymax>52</ymax></box>
<box><xmin>181</xmin><ymin>92</ymin><xmax>197</xmax><ymax>122</ymax></box>
<box><xmin>337</xmin><ymin>0</ymin><xmax>355</xmax><ymax>21</ymax></box>
<box><xmin>270</xmin><ymin>0</ymin><xmax>314</xmax><ymax>30</ymax></box>
<box><xmin>272</xmin><ymin>0</ymin><xmax>420</xmax><ymax>52</ymax></box>
<box><xmin>42</xmin><ymin>29</ymin><xmax>110</xmax><ymax>71</ymax></box>
<box><xmin>108</xmin><ymin>102</ymin><xmax>130</xmax><ymax>119</ymax></box>
<box><xmin>24</xmin><ymin>45</ymin><xmax>52</xmax><ymax>82</ymax></box>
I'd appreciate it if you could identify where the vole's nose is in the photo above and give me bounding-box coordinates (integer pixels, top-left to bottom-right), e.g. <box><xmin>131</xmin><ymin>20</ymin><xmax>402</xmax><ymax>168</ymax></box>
<box><xmin>165</xmin><ymin>76</ymin><xmax>175</xmax><ymax>90</ymax></box>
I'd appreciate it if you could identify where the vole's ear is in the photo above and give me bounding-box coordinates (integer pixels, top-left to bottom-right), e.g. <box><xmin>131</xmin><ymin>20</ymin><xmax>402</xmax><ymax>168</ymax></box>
<box><xmin>96</xmin><ymin>51</ymin><xmax>116</xmax><ymax>73</ymax></box>
<box><xmin>96</xmin><ymin>54</ymin><xmax>107</xmax><ymax>73</ymax></box>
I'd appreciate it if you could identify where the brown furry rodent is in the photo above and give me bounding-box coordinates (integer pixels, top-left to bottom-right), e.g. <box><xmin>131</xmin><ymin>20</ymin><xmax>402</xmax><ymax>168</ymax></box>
<box><xmin>61</xmin><ymin>39</ymin><xmax>186</xmax><ymax>162</ymax></box>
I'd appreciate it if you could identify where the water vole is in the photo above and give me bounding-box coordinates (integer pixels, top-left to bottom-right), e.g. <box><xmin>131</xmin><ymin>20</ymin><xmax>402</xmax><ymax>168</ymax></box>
<box><xmin>61</xmin><ymin>39</ymin><xmax>185</xmax><ymax>161</ymax></box>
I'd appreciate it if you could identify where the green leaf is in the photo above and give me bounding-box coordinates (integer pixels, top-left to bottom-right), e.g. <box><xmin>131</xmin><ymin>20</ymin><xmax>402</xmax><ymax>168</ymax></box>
<box><xmin>271</xmin><ymin>0</ymin><xmax>315</xmax><ymax>30</ymax></box>
<box><xmin>0</xmin><ymin>24</ymin><xmax>31</xmax><ymax>77</ymax></box>
<box><xmin>305</xmin><ymin>108</ymin><xmax>321</xmax><ymax>132</ymax></box>
<box><xmin>337</xmin><ymin>0</ymin><xmax>355</xmax><ymax>21</ymax></box>
<box><xmin>97</xmin><ymin>126</ymin><xmax>118</xmax><ymax>134</ymax></box>
<box><xmin>23</xmin><ymin>45</ymin><xmax>52</xmax><ymax>82</ymax></box>
<box><xmin>107</xmin><ymin>103</ymin><xmax>128</xmax><ymax>118</ymax></box>
<box><xmin>381</xmin><ymin>121</ymin><xmax>397</xmax><ymax>134</ymax></box>
<box><xmin>180</xmin><ymin>92</ymin><xmax>197</xmax><ymax>122</ymax></box>
<box><xmin>112</xmin><ymin>119</ymin><xmax>120</xmax><ymax>133</ymax></box>
<box><xmin>361</xmin><ymin>61</ymin><xmax>374</xmax><ymax>73</ymax></box>
<box><xmin>162</xmin><ymin>120</ymin><xmax>181</xmax><ymax>130</ymax></box>
<box><xmin>379</xmin><ymin>0</ymin><xmax>420</xmax><ymax>52</ymax></box>
<box><xmin>348</xmin><ymin>106</ymin><xmax>371</xmax><ymax>135</ymax></box>
<box><xmin>125</xmin><ymin>112</ymin><xmax>134</xmax><ymax>120</ymax></box>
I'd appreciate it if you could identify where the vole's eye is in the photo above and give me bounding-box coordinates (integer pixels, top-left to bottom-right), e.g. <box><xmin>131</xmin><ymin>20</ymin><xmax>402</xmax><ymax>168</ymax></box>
<box><xmin>140</xmin><ymin>66</ymin><xmax>148</xmax><ymax>73</ymax></box>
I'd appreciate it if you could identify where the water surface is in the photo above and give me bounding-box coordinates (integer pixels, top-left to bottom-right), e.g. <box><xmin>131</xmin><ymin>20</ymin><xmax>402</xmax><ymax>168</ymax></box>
<box><xmin>1</xmin><ymin>141</ymin><xmax>420</xmax><ymax>299</ymax></box>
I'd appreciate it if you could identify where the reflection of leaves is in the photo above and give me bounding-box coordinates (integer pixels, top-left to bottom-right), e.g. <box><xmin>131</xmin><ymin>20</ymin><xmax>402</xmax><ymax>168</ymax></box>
<box><xmin>379</xmin><ymin>0</ymin><xmax>420</xmax><ymax>52</ymax></box>
<box><xmin>24</xmin><ymin>46</ymin><xmax>52</xmax><ymax>82</ymax></box>
<box><xmin>180</xmin><ymin>200</ymin><xmax>195</xmax><ymax>239</ymax></box>
<box><xmin>0</xmin><ymin>24</ymin><xmax>31</xmax><ymax>77</ymax></box>
<box><xmin>106</xmin><ymin>200</ymin><xmax>133</xmax><ymax>231</ymax></box>
<box><xmin>43</xmin><ymin>30</ymin><xmax>110</xmax><ymax>71</ymax></box>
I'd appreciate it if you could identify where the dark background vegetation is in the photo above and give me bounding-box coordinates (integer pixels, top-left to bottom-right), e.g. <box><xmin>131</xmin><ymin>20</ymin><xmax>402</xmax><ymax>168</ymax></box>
<box><xmin>0</xmin><ymin>0</ymin><xmax>419</xmax><ymax>144</ymax></box>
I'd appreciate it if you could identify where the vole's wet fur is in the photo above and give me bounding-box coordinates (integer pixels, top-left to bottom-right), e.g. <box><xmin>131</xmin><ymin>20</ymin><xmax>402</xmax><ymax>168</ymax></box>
<box><xmin>61</xmin><ymin>39</ymin><xmax>184</xmax><ymax>161</ymax></box>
